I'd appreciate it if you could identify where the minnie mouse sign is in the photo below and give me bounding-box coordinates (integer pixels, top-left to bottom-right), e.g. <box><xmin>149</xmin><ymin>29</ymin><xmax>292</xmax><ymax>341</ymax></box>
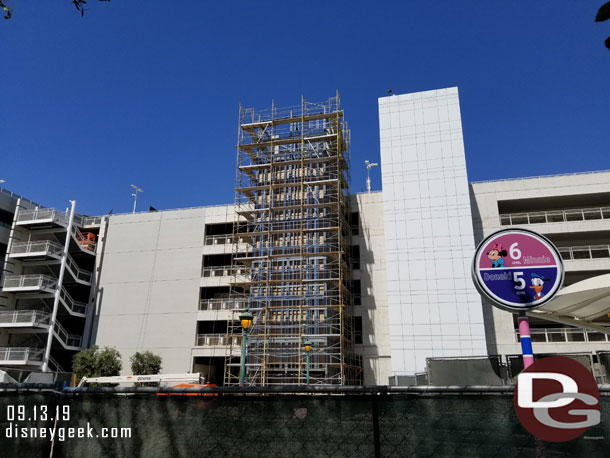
<box><xmin>471</xmin><ymin>228</ymin><xmax>565</xmax><ymax>312</ymax></box>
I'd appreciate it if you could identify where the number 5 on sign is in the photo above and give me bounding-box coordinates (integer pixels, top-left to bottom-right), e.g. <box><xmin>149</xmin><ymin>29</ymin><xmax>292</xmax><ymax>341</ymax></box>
<box><xmin>514</xmin><ymin>272</ymin><xmax>525</xmax><ymax>290</ymax></box>
<box><xmin>510</xmin><ymin>243</ymin><xmax>522</xmax><ymax>260</ymax></box>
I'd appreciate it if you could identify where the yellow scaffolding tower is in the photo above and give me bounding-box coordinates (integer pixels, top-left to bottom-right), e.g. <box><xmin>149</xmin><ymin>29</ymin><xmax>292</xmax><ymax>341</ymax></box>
<box><xmin>224</xmin><ymin>93</ymin><xmax>362</xmax><ymax>386</ymax></box>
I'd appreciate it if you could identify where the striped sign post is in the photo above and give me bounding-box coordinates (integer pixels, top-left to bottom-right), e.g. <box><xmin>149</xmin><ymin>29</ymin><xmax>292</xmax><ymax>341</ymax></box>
<box><xmin>472</xmin><ymin>228</ymin><xmax>565</xmax><ymax>370</ymax></box>
<box><xmin>517</xmin><ymin>313</ymin><xmax>534</xmax><ymax>368</ymax></box>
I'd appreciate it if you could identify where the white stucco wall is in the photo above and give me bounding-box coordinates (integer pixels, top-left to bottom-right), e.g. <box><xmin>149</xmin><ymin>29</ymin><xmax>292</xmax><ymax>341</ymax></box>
<box><xmin>91</xmin><ymin>205</ymin><xmax>234</xmax><ymax>375</ymax></box>
<box><xmin>378</xmin><ymin>87</ymin><xmax>487</xmax><ymax>375</ymax></box>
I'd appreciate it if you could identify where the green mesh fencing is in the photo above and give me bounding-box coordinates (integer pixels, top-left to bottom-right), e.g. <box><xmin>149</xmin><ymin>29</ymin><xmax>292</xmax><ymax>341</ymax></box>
<box><xmin>1</xmin><ymin>392</ymin><xmax>609</xmax><ymax>457</ymax></box>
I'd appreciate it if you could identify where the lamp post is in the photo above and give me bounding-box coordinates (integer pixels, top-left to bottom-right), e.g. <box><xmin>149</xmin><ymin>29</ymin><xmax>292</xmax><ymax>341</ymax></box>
<box><xmin>364</xmin><ymin>160</ymin><xmax>378</xmax><ymax>193</ymax></box>
<box><xmin>304</xmin><ymin>339</ymin><xmax>312</xmax><ymax>385</ymax></box>
<box><xmin>239</xmin><ymin>309</ymin><xmax>253</xmax><ymax>387</ymax></box>
<box><xmin>130</xmin><ymin>184</ymin><xmax>143</xmax><ymax>214</ymax></box>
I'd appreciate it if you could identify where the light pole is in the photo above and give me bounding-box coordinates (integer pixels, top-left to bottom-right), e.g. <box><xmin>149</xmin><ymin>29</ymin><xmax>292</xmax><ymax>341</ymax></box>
<box><xmin>304</xmin><ymin>339</ymin><xmax>312</xmax><ymax>385</ymax></box>
<box><xmin>130</xmin><ymin>184</ymin><xmax>143</xmax><ymax>214</ymax></box>
<box><xmin>0</xmin><ymin>179</ymin><xmax>5</xmax><ymax>185</ymax></box>
<box><xmin>239</xmin><ymin>309</ymin><xmax>253</xmax><ymax>387</ymax></box>
<box><xmin>364</xmin><ymin>160</ymin><xmax>378</xmax><ymax>193</ymax></box>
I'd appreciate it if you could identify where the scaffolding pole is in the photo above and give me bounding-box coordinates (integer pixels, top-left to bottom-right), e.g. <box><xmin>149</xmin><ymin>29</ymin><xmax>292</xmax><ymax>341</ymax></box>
<box><xmin>225</xmin><ymin>94</ymin><xmax>362</xmax><ymax>386</ymax></box>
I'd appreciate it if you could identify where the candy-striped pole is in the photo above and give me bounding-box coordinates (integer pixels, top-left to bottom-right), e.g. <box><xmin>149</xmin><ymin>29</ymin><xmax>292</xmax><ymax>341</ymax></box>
<box><xmin>518</xmin><ymin>312</ymin><xmax>535</xmax><ymax>369</ymax></box>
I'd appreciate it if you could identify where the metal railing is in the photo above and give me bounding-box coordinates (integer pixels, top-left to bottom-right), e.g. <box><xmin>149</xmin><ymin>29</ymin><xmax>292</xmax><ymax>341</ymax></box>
<box><xmin>0</xmin><ymin>347</ymin><xmax>44</xmax><ymax>363</ymax></box>
<box><xmin>202</xmin><ymin>265</ymin><xmax>250</xmax><ymax>278</ymax></box>
<box><xmin>59</xmin><ymin>287</ymin><xmax>88</xmax><ymax>315</ymax></box>
<box><xmin>48</xmin><ymin>355</ymin><xmax>65</xmax><ymax>372</ymax></box>
<box><xmin>471</xmin><ymin>169</ymin><xmax>610</xmax><ymax>184</ymax></box>
<box><xmin>10</xmin><ymin>240</ymin><xmax>63</xmax><ymax>258</ymax></box>
<box><xmin>8</xmin><ymin>242</ymin><xmax>91</xmax><ymax>283</ymax></box>
<box><xmin>2</xmin><ymin>274</ymin><xmax>58</xmax><ymax>291</ymax></box>
<box><xmin>72</xmin><ymin>225</ymin><xmax>96</xmax><ymax>254</ymax></box>
<box><xmin>73</xmin><ymin>215</ymin><xmax>103</xmax><ymax>227</ymax></box>
<box><xmin>14</xmin><ymin>207</ymin><xmax>102</xmax><ymax>229</ymax></box>
<box><xmin>558</xmin><ymin>244</ymin><xmax>610</xmax><ymax>261</ymax></box>
<box><xmin>204</xmin><ymin>234</ymin><xmax>246</xmax><ymax>245</ymax></box>
<box><xmin>16</xmin><ymin>208</ymin><xmax>69</xmax><ymax>226</ymax></box>
<box><xmin>0</xmin><ymin>187</ymin><xmax>40</xmax><ymax>206</ymax></box>
<box><xmin>500</xmin><ymin>206</ymin><xmax>610</xmax><ymax>226</ymax></box>
<box><xmin>0</xmin><ymin>312</ymin><xmax>82</xmax><ymax>349</ymax></box>
<box><xmin>0</xmin><ymin>310</ymin><xmax>51</xmax><ymax>326</ymax></box>
<box><xmin>199</xmin><ymin>298</ymin><xmax>248</xmax><ymax>311</ymax></box>
<box><xmin>195</xmin><ymin>334</ymin><xmax>241</xmax><ymax>347</ymax></box>
<box><xmin>64</xmin><ymin>252</ymin><xmax>92</xmax><ymax>284</ymax></box>
<box><xmin>516</xmin><ymin>327</ymin><xmax>610</xmax><ymax>343</ymax></box>
<box><xmin>54</xmin><ymin>321</ymin><xmax>82</xmax><ymax>348</ymax></box>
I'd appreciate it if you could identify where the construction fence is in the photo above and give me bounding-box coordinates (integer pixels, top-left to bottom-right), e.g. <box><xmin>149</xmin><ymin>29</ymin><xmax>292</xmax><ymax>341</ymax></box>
<box><xmin>1</xmin><ymin>387</ymin><xmax>609</xmax><ymax>458</ymax></box>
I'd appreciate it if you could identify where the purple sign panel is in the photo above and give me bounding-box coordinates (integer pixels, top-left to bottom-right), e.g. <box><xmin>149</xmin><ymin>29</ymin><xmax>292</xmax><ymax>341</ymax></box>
<box><xmin>472</xmin><ymin>229</ymin><xmax>564</xmax><ymax>311</ymax></box>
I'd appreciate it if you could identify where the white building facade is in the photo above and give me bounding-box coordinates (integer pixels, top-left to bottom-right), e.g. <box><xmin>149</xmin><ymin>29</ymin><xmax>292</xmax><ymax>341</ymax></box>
<box><xmin>2</xmin><ymin>89</ymin><xmax>610</xmax><ymax>384</ymax></box>
<box><xmin>378</xmin><ymin>88</ymin><xmax>487</xmax><ymax>376</ymax></box>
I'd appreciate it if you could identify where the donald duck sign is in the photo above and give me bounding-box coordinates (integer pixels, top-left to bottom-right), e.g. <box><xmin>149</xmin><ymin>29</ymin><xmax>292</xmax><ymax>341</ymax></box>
<box><xmin>471</xmin><ymin>228</ymin><xmax>564</xmax><ymax>312</ymax></box>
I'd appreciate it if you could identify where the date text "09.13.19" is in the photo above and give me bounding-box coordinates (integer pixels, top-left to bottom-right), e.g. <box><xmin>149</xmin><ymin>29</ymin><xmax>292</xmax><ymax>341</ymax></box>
<box><xmin>6</xmin><ymin>405</ymin><xmax>70</xmax><ymax>422</ymax></box>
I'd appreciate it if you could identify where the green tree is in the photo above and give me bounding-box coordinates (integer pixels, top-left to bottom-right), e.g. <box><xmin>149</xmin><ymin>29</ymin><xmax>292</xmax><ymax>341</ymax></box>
<box><xmin>72</xmin><ymin>345</ymin><xmax>122</xmax><ymax>383</ymax></box>
<box><xmin>130</xmin><ymin>351</ymin><xmax>162</xmax><ymax>375</ymax></box>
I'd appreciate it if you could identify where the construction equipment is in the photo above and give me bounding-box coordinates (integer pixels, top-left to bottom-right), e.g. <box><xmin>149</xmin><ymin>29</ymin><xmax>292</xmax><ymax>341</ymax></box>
<box><xmin>226</xmin><ymin>94</ymin><xmax>362</xmax><ymax>386</ymax></box>
<box><xmin>78</xmin><ymin>232</ymin><xmax>96</xmax><ymax>251</ymax></box>
<box><xmin>77</xmin><ymin>373</ymin><xmax>204</xmax><ymax>387</ymax></box>
<box><xmin>156</xmin><ymin>383</ymin><xmax>218</xmax><ymax>397</ymax></box>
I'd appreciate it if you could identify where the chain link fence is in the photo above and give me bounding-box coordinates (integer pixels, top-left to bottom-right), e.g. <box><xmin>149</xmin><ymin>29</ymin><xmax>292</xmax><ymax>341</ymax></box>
<box><xmin>1</xmin><ymin>387</ymin><xmax>609</xmax><ymax>457</ymax></box>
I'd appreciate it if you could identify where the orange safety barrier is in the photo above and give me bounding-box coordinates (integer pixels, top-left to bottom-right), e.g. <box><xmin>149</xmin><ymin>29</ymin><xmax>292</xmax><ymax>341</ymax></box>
<box><xmin>156</xmin><ymin>383</ymin><xmax>218</xmax><ymax>397</ymax></box>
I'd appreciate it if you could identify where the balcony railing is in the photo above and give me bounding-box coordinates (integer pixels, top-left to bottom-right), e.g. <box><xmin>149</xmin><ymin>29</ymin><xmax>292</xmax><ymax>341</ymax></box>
<box><xmin>516</xmin><ymin>327</ymin><xmax>610</xmax><ymax>343</ymax></box>
<box><xmin>14</xmin><ymin>208</ymin><xmax>102</xmax><ymax>228</ymax></box>
<box><xmin>0</xmin><ymin>347</ymin><xmax>45</xmax><ymax>363</ymax></box>
<box><xmin>10</xmin><ymin>240</ymin><xmax>63</xmax><ymax>258</ymax></box>
<box><xmin>73</xmin><ymin>215</ymin><xmax>103</xmax><ymax>227</ymax></box>
<box><xmin>559</xmin><ymin>245</ymin><xmax>610</xmax><ymax>261</ymax></box>
<box><xmin>199</xmin><ymin>298</ymin><xmax>248</xmax><ymax>311</ymax></box>
<box><xmin>0</xmin><ymin>310</ymin><xmax>51</xmax><ymax>326</ymax></box>
<box><xmin>202</xmin><ymin>266</ymin><xmax>250</xmax><ymax>278</ymax></box>
<box><xmin>195</xmin><ymin>334</ymin><xmax>241</xmax><ymax>347</ymax></box>
<box><xmin>204</xmin><ymin>234</ymin><xmax>246</xmax><ymax>246</ymax></box>
<box><xmin>2</xmin><ymin>274</ymin><xmax>58</xmax><ymax>291</ymax></box>
<box><xmin>500</xmin><ymin>207</ymin><xmax>610</xmax><ymax>226</ymax></box>
<box><xmin>9</xmin><ymin>242</ymin><xmax>92</xmax><ymax>283</ymax></box>
<box><xmin>16</xmin><ymin>208</ymin><xmax>69</xmax><ymax>226</ymax></box>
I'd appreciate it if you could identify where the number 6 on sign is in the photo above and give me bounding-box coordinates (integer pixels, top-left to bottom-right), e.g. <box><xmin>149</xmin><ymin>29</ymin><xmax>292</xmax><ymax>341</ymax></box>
<box><xmin>513</xmin><ymin>271</ymin><xmax>525</xmax><ymax>290</ymax></box>
<box><xmin>510</xmin><ymin>243</ymin><xmax>522</xmax><ymax>260</ymax></box>
<box><xmin>472</xmin><ymin>228</ymin><xmax>564</xmax><ymax>311</ymax></box>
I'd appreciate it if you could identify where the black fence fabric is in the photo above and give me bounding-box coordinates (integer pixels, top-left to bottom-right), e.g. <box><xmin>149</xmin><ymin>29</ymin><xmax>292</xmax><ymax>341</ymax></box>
<box><xmin>1</xmin><ymin>392</ymin><xmax>609</xmax><ymax>457</ymax></box>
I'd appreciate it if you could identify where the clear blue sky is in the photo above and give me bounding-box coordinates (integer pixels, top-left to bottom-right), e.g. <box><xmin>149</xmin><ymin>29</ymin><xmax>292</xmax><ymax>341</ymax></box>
<box><xmin>2</xmin><ymin>1</ymin><xmax>609</xmax><ymax>215</ymax></box>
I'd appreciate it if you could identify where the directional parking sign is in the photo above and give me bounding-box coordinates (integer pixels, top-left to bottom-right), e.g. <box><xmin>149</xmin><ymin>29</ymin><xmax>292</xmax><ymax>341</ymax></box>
<box><xmin>472</xmin><ymin>228</ymin><xmax>564</xmax><ymax>312</ymax></box>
